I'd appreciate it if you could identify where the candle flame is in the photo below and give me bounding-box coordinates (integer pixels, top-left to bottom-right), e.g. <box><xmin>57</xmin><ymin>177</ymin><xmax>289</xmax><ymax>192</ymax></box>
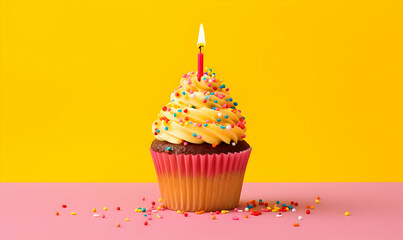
<box><xmin>197</xmin><ymin>24</ymin><xmax>205</xmax><ymax>48</ymax></box>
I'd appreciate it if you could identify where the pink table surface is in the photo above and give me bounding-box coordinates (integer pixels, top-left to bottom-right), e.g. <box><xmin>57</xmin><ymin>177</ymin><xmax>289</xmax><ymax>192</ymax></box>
<box><xmin>0</xmin><ymin>182</ymin><xmax>402</xmax><ymax>240</ymax></box>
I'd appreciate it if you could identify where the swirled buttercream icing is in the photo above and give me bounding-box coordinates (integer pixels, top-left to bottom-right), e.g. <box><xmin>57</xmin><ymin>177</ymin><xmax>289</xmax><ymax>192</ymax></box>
<box><xmin>152</xmin><ymin>69</ymin><xmax>247</xmax><ymax>146</ymax></box>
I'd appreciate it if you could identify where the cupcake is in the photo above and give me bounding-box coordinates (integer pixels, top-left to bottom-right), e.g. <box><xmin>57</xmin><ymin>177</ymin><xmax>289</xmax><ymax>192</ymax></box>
<box><xmin>150</xmin><ymin>69</ymin><xmax>251</xmax><ymax>212</ymax></box>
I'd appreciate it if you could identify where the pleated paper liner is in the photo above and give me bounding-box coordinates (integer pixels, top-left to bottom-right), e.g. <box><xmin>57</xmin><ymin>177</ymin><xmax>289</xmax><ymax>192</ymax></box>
<box><xmin>150</xmin><ymin>148</ymin><xmax>251</xmax><ymax>212</ymax></box>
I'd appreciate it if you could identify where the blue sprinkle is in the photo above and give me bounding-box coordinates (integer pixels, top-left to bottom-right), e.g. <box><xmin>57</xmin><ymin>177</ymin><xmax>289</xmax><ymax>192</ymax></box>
<box><xmin>217</xmin><ymin>118</ymin><xmax>221</xmax><ymax>122</ymax></box>
<box><xmin>214</xmin><ymin>100</ymin><xmax>217</xmax><ymax>103</ymax></box>
<box><xmin>289</xmin><ymin>205</ymin><xmax>293</xmax><ymax>209</ymax></box>
<box><xmin>191</xmin><ymin>106</ymin><xmax>196</xmax><ymax>109</ymax></box>
<box><xmin>259</xmin><ymin>199</ymin><xmax>263</xmax><ymax>202</ymax></box>
<box><xmin>172</xmin><ymin>99</ymin><xmax>174</xmax><ymax>102</ymax></box>
<box><xmin>229</xmin><ymin>98</ymin><xmax>233</xmax><ymax>102</ymax></box>
<box><xmin>210</xmin><ymin>92</ymin><xmax>214</xmax><ymax>95</ymax></box>
<box><xmin>231</xmin><ymin>106</ymin><xmax>235</xmax><ymax>109</ymax></box>
<box><xmin>189</xmin><ymin>121</ymin><xmax>192</xmax><ymax>124</ymax></box>
<box><xmin>178</xmin><ymin>109</ymin><xmax>182</xmax><ymax>112</ymax></box>
<box><xmin>282</xmin><ymin>203</ymin><xmax>287</xmax><ymax>207</ymax></box>
<box><xmin>220</xmin><ymin>84</ymin><xmax>226</xmax><ymax>89</ymax></box>
<box><xmin>225</xmin><ymin>115</ymin><xmax>229</xmax><ymax>118</ymax></box>
<box><xmin>164</xmin><ymin>127</ymin><xmax>168</xmax><ymax>130</ymax></box>
<box><xmin>192</xmin><ymin>133</ymin><xmax>197</xmax><ymax>137</ymax></box>
<box><xmin>144</xmin><ymin>214</ymin><xmax>148</xmax><ymax>217</ymax></box>
<box><xmin>156</xmin><ymin>129</ymin><xmax>160</xmax><ymax>133</ymax></box>
<box><xmin>220</xmin><ymin>125</ymin><xmax>225</xmax><ymax>129</ymax></box>
<box><xmin>202</xmin><ymin>77</ymin><xmax>206</xmax><ymax>80</ymax></box>
<box><xmin>276</xmin><ymin>201</ymin><xmax>280</xmax><ymax>204</ymax></box>
<box><xmin>234</xmin><ymin>102</ymin><xmax>238</xmax><ymax>106</ymax></box>
<box><xmin>173</xmin><ymin>113</ymin><xmax>177</xmax><ymax>117</ymax></box>
<box><xmin>209</xmin><ymin>69</ymin><xmax>212</xmax><ymax>71</ymax></box>
<box><xmin>142</xmin><ymin>208</ymin><xmax>146</xmax><ymax>212</ymax></box>
<box><xmin>204</xmin><ymin>96</ymin><xmax>209</xmax><ymax>99</ymax></box>
<box><xmin>167</xmin><ymin>147</ymin><xmax>172</xmax><ymax>151</ymax></box>
<box><xmin>212</xmin><ymin>107</ymin><xmax>216</xmax><ymax>110</ymax></box>
<box><xmin>203</xmin><ymin>123</ymin><xmax>208</xmax><ymax>127</ymax></box>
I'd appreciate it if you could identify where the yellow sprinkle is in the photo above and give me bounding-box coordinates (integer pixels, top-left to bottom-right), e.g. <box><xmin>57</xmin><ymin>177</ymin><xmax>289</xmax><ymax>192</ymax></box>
<box><xmin>92</xmin><ymin>208</ymin><xmax>96</xmax><ymax>212</ymax></box>
<box><xmin>272</xmin><ymin>209</ymin><xmax>278</xmax><ymax>212</ymax></box>
<box><xmin>345</xmin><ymin>212</ymin><xmax>350</xmax><ymax>216</ymax></box>
<box><xmin>286</xmin><ymin>207</ymin><xmax>289</xmax><ymax>211</ymax></box>
<box><xmin>158</xmin><ymin>198</ymin><xmax>162</xmax><ymax>202</ymax></box>
<box><xmin>125</xmin><ymin>218</ymin><xmax>129</xmax><ymax>222</ymax></box>
<box><xmin>266</xmin><ymin>207</ymin><xmax>271</xmax><ymax>210</ymax></box>
<box><xmin>177</xmin><ymin>210</ymin><xmax>181</xmax><ymax>214</ymax></box>
<box><xmin>310</xmin><ymin>206</ymin><xmax>315</xmax><ymax>209</ymax></box>
<box><xmin>315</xmin><ymin>199</ymin><xmax>320</xmax><ymax>204</ymax></box>
<box><xmin>71</xmin><ymin>212</ymin><xmax>76</xmax><ymax>215</ymax></box>
<box><xmin>103</xmin><ymin>207</ymin><xmax>107</xmax><ymax>211</ymax></box>
<box><xmin>157</xmin><ymin>206</ymin><xmax>161</xmax><ymax>210</ymax></box>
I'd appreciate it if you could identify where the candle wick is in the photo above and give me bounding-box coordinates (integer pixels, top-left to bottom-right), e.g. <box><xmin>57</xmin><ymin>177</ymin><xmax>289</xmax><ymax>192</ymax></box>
<box><xmin>199</xmin><ymin>46</ymin><xmax>202</xmax><ymax>52</ymax></box>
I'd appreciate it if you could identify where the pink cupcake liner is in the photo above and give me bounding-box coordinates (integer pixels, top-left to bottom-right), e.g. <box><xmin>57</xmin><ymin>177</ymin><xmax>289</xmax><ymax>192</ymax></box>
<box><xmin>150</xmin><ymin>148</ymin><xmax>251</xmax><ymax>212</ymax></box>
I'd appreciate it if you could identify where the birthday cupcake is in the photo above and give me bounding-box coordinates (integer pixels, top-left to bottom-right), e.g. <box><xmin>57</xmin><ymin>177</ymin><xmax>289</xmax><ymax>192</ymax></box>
<box><xmin>150</xmin><ymin>69</ymin><xmax>251</xmax><ymax>212</ymax></box>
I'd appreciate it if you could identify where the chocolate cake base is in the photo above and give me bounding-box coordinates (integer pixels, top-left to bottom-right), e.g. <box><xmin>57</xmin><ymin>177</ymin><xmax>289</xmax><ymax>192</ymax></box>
<box><xmin>151</xmin><ymin>139</ymin><xmax>250</xmax><ymax>155</ymax></box>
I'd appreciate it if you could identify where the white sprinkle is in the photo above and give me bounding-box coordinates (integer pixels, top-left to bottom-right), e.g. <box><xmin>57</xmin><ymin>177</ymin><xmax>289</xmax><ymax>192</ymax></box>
<box><xmin>218</xmin><ymin>113</ymin><xmax>222</xmax><ymax>117</ymax></box>
<box><xmin>232</xmin><ymin>142</ymin><xmax>236</xmax><ymax>146</ymax></box>
<box><xmin>292</xmin><ymin>208</ymin><xmax>296</xmax><ymax>213</ymax></box>
<box><xmin>238</xmin><ymin>210</ymin><xmax>243</xmax><ymax>213</ymax></box>
<box><xmin>190</xmin><ymin>94</ymin><xmax>195</xmax><ymax>98</ymax></box>
<box><xmin>227</xmin><ymin>125</ymin><xmax>232</xmax><ymax>130</ymax></box>
<box><xmin>209</xmin><ymin>79</ymin><xmax>212</xmax><ymax>83</ymax></box>
<box><xmin>298</xmin><ymin>216</ymin><xmax>303</xmax><ymax>220</ymax></box>
<box><xmin>93</xmin><ymin>214</ymin><xmax>100</xmax><ymax>218</ymax></box>
<box><xmin>152</xmin><ymin>210</ymin><xmax>158</xmax><ymax>213</ymax></box>
<box><xmin>244</xmin><ymin>207</ymin><xmax>249</xmax><ymax>212</ymax></box>
<box><xmin>276</xmin><ymin>214</ymin><xmax>283</xmax><ymax>218</ymax></box>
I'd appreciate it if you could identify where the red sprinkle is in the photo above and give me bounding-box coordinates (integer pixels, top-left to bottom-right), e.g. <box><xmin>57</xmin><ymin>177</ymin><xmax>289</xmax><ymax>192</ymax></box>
<box><xmin>291</xmin><ymin>201</ymin><xmax>295</xmax><ymax>205</ymax></box>
<box><xmin>184</xmin><ymin>213</ymin><xmax>188</xmax><ymax>217</ymax></box>
<box><xmin>117</xmin><ymin>207</ymin><xmax>120</xmax><ymax>211</ymax></box>
<box><xmin>294</xmin><ymin>202</ymin><xmax>299</xmax><ymax>206</ymax></box>
<box><xmin>216</xmin><ymin>210</ymin><xmax>220</xmax><ymax>215</ymax></box>
<box><xmin>144</xmin><ymin>221</ymin><xmax>148</xmax><ymax>226</ymax></box>
<box><xmin>184</xmin><ymin>109</ymin><xmax>188</xmax><ymax>113</ymax></box>
<box><xmin>151</xmin><ymin>201</ymin><xmax>156</xmax><ymax>205</ymax></box>
<box><xmin>175</xmin><ymin>92</ymin><xmax>180</xmax><ymax>97</ymax></box>
<box><xmin>162</xmin><ymin>106</ymin><xmax>167</xmax><ymax>111</ymax></box>
<box><xmin>306</xmin><ymin>210</ymin><xmax>311</xmax><ymax>214</ymax></box>
<box><xmin>62</xmin><ymin>205</ymin><xmax>67</xmax><ymax>208</ymax></box>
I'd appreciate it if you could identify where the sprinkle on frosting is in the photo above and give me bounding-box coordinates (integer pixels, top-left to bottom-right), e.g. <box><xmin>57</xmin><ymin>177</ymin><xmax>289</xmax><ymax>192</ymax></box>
<box><xmin>152</xmin><ymin>69</ymin><xmax>247</xmax><ymax>145</ymax></box>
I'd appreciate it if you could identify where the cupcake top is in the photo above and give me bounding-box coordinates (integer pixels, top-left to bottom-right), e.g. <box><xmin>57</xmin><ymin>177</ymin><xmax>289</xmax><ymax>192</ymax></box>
<box><xmin>152</xmin><ymin>69</ymin><xmax>247</xmax><ymax>146</ymax></box>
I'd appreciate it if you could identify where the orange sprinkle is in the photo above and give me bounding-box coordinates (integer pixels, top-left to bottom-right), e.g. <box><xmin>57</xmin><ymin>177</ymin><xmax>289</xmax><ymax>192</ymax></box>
<box><xmin>293</xmin><ymin>223</ymin><xmax>300</xmax><ymax>227</ymax></box>
<box><xmin>211</xmin><ymin>216</ymin><xmax>216</xmax><ymax>220</ymax></box>
<box><xmin>317</xmin><ymin>196</ymin><xmax>321</xmax><ymax>200</ymax></box>
<box><xmin>56</xmin><ymin>212</ymin><xmax>59</xmax><ymax>216</ymax></box>
<box><xmin>244</xmin><ymin>215</ymin><xmax>248</xmax><ymax>218</ymax></box>
<box><xmin>306</xmin><ymin>205</ymin><xmax>310</xmax><ymax>208</ymax></box>
<box><xmin>212</xmin><ymin>143</ymin><xmax>218</xmax><ymax>148</ymax></box>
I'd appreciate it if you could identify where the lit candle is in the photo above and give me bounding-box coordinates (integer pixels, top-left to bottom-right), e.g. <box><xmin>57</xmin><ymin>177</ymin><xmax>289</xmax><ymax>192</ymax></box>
<box><xmin>197</xmin><ymin>24</ymin><xmax>205</xmax><ymax>81</ymax></box>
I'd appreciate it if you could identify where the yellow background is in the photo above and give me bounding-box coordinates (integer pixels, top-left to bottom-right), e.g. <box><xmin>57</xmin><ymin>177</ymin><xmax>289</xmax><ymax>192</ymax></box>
<box><xmin>1</xmin><ymin>0</ymin><xmax>402</xmax><ymax>182</ymax></box>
